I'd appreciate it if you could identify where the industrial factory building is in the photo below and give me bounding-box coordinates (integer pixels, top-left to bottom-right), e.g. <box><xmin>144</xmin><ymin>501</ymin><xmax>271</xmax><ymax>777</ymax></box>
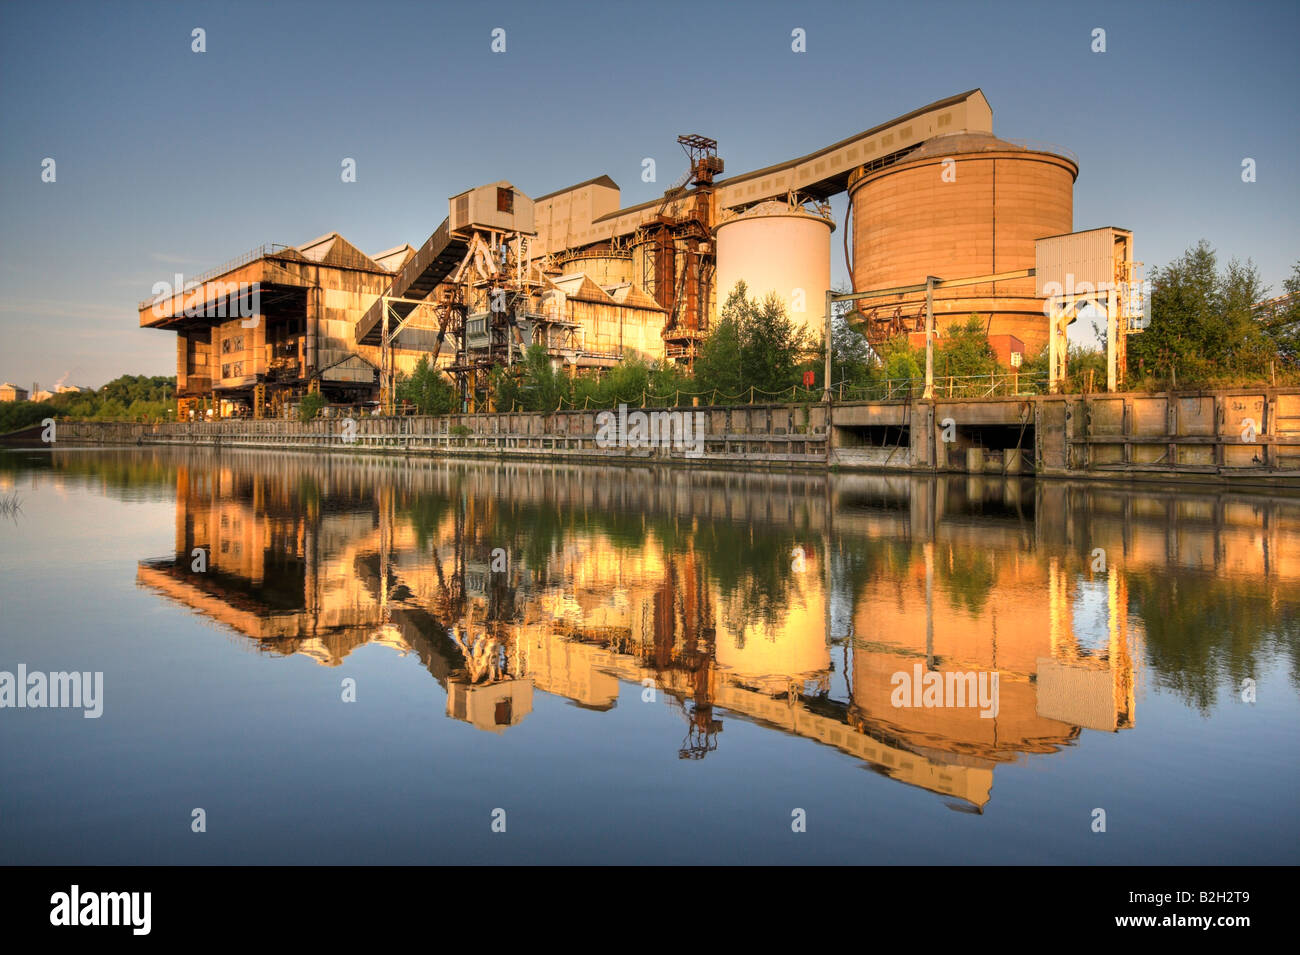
<box><xmin>138</xmin><ymin>233</ymin><xmax>437</xmax><ymax>418</ymax></box>
<box><xmin>140</xmin><ymin>88</ymin><xmax>1115</xmax><ymax>416</ymax></box>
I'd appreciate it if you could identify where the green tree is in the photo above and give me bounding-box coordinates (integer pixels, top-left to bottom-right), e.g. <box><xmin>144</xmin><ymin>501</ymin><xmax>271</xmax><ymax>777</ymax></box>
<box><xmin>693</xmin><ymin>285</ymin><xmax>746</xmax><ymax>401</ymax></box>
<box><xmin>649</xmin><ymin>359</ymin><xmax>692</xmax><ymax>403</ymax></box>
<box><xmin>740</xmin><ymin>291</ymin><xmax>808</xmax><ymax>396</ymax></box>
<box><xmin>1128</xmin><ymin>240</ymin><xmax>1274</xmax><ymax>385</ymax></box>
<box><xmin>94</xmin><ymin>398</ymin><xmax>128</xmax><ymax>420</ymax></box>
<box><xmin>595</xmin><ymin>356</ymin><xmax>650</xmax><ymax>406</ymax></box>
<box><xmin>298</xmin><ymin>392</ymin><xmax>325</xmax><ymax>421</ymax></box>
<box><xmin>491</xmin><ymin>364</ymin><xmax>523</xmax><ymax>412</ymax></box>
<box><xmin>515</xmin><ymin>344</ymin><xmax>570</xmax><ymax>412</ymax></box>
<box><xmin>396</xmin><ymin>356</ymin><xmax>458</xmax><ymax>414</ymax></box>
<box><xmin>1019</xmin><ymin>342</ymin><xmax>1106</xmax><ymax>394</ymax></box>
<box><xmin>936</xmin><ymin>315</ymin><xmax>1000</xmax><ymax>378</ymax></box>
<box><xmin>694</xmin><ymin>282</ymin><xmax>810</xmax><ymax>401</ymax></box>
<box><xmin>878</xmin><ymin>336</ymin><xmax>923</xmax><ymax>390</ymax></box>
<box><xmin>1260</xmin><ymin>261</ymin><xmax>1300</xmax><ymax>365</ymax></box>
<box><xmin>0</xmin><ymin>400</ymin><xmax>56</xmax><ymax>434</ymax></box>
<box><xmin>2</xmin><ymin>375</ymin><xmax>178</xmax><ymax>426</ymax></box>
<box><xmin>832</xmin><ymin>309</ymin><xmax>876</xmax><ymax>386</ymax></box>
<box><xmin>497</xmin><ymin>353</ymin><xmax>693</xmax><ymax>412</ymax></box>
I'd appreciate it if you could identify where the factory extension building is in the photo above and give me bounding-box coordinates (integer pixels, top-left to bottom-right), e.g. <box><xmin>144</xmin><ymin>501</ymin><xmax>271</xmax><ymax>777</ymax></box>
<box><xmin>139</xmin><ymin>224</ymin><xmax>670</xmax><ymax>419</ymax></box>
<box><xmin>139</xmin><ymin>89</ymin><xmax>1110</xmax><ymax>417</ymax></box>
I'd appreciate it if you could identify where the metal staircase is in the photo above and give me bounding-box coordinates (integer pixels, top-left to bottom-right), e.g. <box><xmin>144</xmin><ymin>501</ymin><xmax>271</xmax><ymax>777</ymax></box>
<box><xmin>355</xmin><ymin>218</ymin><xmax>470</xmax><ymax>346</ymax></box>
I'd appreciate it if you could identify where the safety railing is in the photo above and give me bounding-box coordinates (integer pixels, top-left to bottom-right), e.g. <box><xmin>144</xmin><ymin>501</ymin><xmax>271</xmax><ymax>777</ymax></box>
<box><xmin>138</xmin><ymin>243</ymin><xmax>291</xmax><ymax>309</ymax></box>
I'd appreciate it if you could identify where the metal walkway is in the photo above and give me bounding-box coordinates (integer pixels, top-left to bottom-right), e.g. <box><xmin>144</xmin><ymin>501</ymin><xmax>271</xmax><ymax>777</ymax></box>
<box><xmin>355</xmin><ymin>217</ymin><xmax>468</xmax><ymax>345</ymax></box>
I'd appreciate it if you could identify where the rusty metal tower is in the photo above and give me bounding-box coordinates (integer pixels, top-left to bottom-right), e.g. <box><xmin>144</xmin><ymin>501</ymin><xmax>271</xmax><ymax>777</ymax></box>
<box><xmin>653</xmin><ymin>135</ymin><xmax>722</xmax><ymax>367</ymax></box>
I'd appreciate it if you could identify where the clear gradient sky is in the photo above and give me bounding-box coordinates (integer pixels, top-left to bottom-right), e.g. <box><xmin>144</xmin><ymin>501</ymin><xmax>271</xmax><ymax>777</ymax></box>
<box><xmin>1</xmin><ymin>0</ymin><xmax>1296</xmax><ymax>389</ymax></box>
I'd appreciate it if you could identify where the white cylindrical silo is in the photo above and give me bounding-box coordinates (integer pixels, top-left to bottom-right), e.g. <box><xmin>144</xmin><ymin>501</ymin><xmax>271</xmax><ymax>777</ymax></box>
<box><xmin>714</xmin><ymin>201</ymin><xmax>834</xmax><ymax>335</ymax></box>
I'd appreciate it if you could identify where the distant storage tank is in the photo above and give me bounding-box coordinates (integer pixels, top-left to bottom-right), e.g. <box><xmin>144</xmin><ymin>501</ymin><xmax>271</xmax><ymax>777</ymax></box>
<box><xmin>848</xmin><ymin>132</ymin><xmax>1076</xmax><ymax>356</ymax></box>
<box><xmin>714</xmin><ymin>200</ymin><xmax>834</xmax><ymax>334</ymax></box>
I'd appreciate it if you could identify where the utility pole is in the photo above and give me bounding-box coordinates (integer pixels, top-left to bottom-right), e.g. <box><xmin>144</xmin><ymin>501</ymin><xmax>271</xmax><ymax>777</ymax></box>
<box><xmin>1106</xmin><ymin>285</ymin><xmax>1119</xmax><ymax>393</ymax></box>
<box><xmin>923</xmin><ymin>276</ymin><xmax>937</xmax><ymax>400</ymax></box>
<box><xmin>381</xmin><ymin>296</ymin><xmax>390</xmax><ymax>414</ymax></box>
<box><xmin>823</xmin><ymin>288</ymin><xmax>833</xmax><ymax>402</ymax></box>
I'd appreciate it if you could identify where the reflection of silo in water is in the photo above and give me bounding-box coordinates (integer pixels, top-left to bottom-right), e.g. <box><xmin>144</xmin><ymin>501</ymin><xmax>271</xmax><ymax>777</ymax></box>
<box><xmin>553</xmin><ymin>246</ymin><xmax>634</xmax><ymax>288</ymax></box>
<box><xmin>713</xmin><ymin>581</ymin><xmax>829</xmax><ymax>692</ymax></box>
<box><xmin>847</xmin><ymin>549</ymin><xmax>1079</xmax><ymax>757</ymax></box>
<box><xmin>714</xmin><ymin>200</ymin><xmax>834</xmax><ymax>336</ymax></box>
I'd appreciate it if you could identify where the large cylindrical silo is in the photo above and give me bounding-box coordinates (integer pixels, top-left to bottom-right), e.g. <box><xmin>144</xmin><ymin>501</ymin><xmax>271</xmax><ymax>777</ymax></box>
<box><xmin>714</xmin><ymin>200</ymin><xmax>834</xmax><ymax>336</ymax></box>
<box><xmin>848</xmin><ymin>132</ymin><xmax>1077</xmax><ymax>356</ymax></box>
<box><xmin>553</xmin><ymin>247</ymin><xmax>635</xmax><ymax>288</ymax></box>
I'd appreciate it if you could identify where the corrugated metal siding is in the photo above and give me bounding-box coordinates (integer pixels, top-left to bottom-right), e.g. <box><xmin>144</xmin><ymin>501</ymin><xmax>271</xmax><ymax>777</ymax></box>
<box><xmin>1035</xmin><ymin>228</ymin><xmax>1123</xmax><ymax>295</ymax></box>
<box><xmin>448</xmin><ymin>183</ymin><xmax>535</xmax><ymax>235</ymax></box>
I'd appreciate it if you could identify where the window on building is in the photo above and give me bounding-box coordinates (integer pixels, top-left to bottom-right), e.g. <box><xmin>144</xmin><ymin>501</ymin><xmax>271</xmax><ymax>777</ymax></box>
<box><xmin>497</xmin><ymin>187</ymin><xmax>513</xmax><ymax>214</ymax></box>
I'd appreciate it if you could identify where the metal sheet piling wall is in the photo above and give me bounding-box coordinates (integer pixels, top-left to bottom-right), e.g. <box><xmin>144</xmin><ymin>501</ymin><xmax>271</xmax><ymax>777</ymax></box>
<box><xmin>50</xmin><ymin>404</ymin><xmax>831</xmax><ymax>470</ymax></box>
<box><xmin>42</xmin><ymin>387</ymin><xmax>1300</xmax><ymax>481</ymax></box>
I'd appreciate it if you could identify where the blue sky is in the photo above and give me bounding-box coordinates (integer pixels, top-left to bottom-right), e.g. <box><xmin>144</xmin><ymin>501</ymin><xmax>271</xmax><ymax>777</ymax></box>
<box><xmin>1</xmin><ymin>0</ymin><xmax>1296</xmax><ymax>388</ymax></box>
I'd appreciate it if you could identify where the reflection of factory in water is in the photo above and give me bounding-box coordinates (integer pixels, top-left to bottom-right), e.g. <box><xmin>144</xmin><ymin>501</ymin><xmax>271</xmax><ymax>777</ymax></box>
<box><xmin>130</xmin><ymin>453</ymin><xmax>1300</xmax><ymax>809</ymax></box>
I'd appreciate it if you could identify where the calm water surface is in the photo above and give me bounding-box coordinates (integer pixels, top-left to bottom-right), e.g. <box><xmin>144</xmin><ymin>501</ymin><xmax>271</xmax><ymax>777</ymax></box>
<box><xmin>1</xmin><ymin>447</ymin><xmax>1297</xmax><ymax>864</ymax></box>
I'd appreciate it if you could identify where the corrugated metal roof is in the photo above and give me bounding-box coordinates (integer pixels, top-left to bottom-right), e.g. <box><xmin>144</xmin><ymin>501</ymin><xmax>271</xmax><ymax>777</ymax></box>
<box><xmin>448</xmin><ymin>180</ymin><xmax>517</xmax><ymax>201</ymax></box>
<box><xmin>549</xmin><ymin>272</ymin><xmax>615</xmax><ymax>303</ymax></box>
<box><xmin>534</xmin><ymin>174</ymin><xmax>619</xmax><ymax>203</ymax></box>
<box><xmin>295</xmin><ymin>233</ymin><xmax>387</xmax><ymax>273</ymax></box>
<box><xmin>586</xmin><ymin>90</ymin><xmax>992</xmax><ymax>226</ymax></box>
<box><xmin>371</xmin><ymin>244</ymin><xmax>417</xmax><ymax>272</ymax></box>
<box><xmin>712</xmin><ymin>88</ymin><xmax>986</xmax><ymax>192</ymax></box>
<box><xmin>603</xmin><ymin>282</ymin><xmax>665</xmax><ymax>311</ymax></box>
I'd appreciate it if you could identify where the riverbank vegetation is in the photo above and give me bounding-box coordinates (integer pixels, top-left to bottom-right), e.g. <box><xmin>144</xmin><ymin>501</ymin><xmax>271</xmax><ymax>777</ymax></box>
<box><xmin>0</xmin><ymin>375</ymin><xmax>175</xmax><ymax>433</ymax></box>
<box><xmin>1128</xmin><ymin>242</ymin><xmax>1299</xmax><ymax>388</ymax></box>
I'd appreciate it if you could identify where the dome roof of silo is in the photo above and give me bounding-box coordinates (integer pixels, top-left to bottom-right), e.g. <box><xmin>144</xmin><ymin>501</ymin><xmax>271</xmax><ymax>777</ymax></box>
<box><xmin>900</xmin><ymin>131</ymin><xmax>1078</xmax><ymax>174</ymax></box>
<box><xmin>906</xmin><ymin>131</ymin><xmax>1028</xmax><ymax>160</ymax></box>
<box><xmin>715</xmin><ymin>199</ymin><xmax>835</xmax><ymax>231</ymax></box>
